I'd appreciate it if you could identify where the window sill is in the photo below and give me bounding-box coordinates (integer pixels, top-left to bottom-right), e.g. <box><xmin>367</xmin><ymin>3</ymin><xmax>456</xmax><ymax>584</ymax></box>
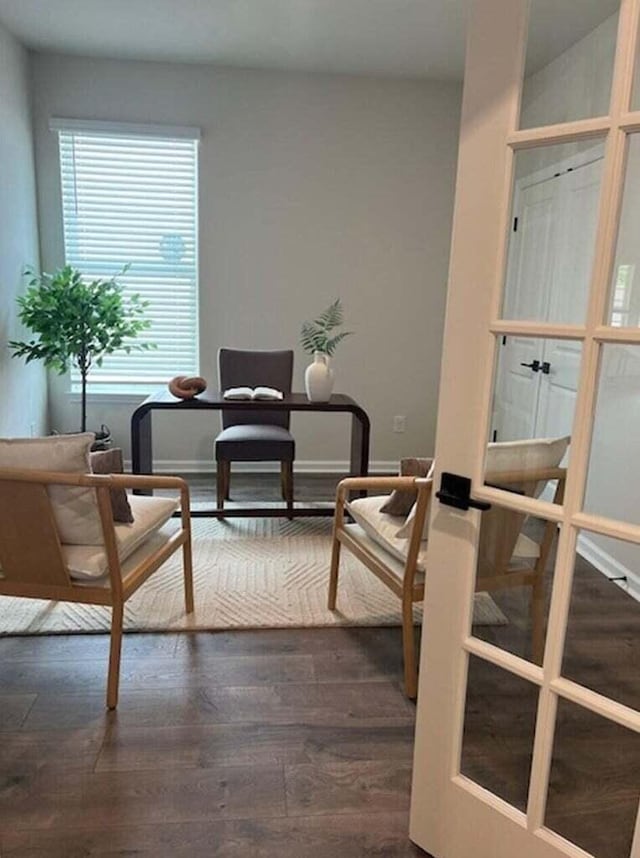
<box><xmin>68</xmin><ymin>390</ymin><xmax>157</xmax><ymax>405</ymax></box>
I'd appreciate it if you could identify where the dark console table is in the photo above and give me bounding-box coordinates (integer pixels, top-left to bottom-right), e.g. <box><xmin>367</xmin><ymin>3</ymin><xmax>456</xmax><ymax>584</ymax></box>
<box><xmin>130</xmin><ymin>390</ymin><xmax>370</xmax><ymax>518</ymax></box>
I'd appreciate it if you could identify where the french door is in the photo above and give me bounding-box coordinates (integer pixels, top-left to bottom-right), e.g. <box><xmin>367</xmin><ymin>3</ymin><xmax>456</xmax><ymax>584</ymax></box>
<box><xmin>410</xmin><ymin>2</ymin><xmax>639</xmax><ymax>857</ymax></box>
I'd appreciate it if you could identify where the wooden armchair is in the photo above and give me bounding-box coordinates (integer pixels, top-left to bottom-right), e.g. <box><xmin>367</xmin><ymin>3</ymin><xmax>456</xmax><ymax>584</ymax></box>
<box><xmin>0</xmin><ymin>469</ymin><xmax>194</xmax><ymax>709</ymax></box>
<box><xmin>329</xmin><ymin>475</ymin><xmax>433</xmax><ymax>699</ymax></box>
<box><xmin>328</xmin><ymin>467</ymin><xmax>566</xmax><ymax>699</ymax></box>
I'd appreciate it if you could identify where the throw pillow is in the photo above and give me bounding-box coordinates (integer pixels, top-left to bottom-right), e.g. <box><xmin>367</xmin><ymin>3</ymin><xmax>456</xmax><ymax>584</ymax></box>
<box><xmin>395</xmin><ymin>460</ymin><xmax>436</xmax><ymax>541</ymax></box>
<box><xmin>380</xmin><ymin>457</ymin><xmax>434</xmax><ymax>516</ymax></box>
<box><xmin>0</xmin><ymin>433</ymin><xmax>103</xmax><ymax>545</ymax></box>
<box><xmin>90</xmin><ymin>448</ymin><xmax>134</xmax><ymax>524</ymax></box>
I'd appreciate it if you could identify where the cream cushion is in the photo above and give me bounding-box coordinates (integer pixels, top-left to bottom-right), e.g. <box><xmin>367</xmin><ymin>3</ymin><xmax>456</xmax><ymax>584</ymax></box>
<box><xmin>347</xmin><ymin>496</ymin><xmax>417</xmax><ymax>566</ymax></box>
<box><xmin>346</xmin><ymin>495</ymin><xmax>539</xmax><ymax>575</ymax></box>
<box><xmin>485</xmin><ymin>436</ymin><xmax>570</xmax><ymax>489</ymax></box>
<box><xmin>64</xmin><ymin>495</ymin><xmax>178</xmax><ymax>581</ymax></box>
<box><xmin>0</xmin><ymin>433</ymin><xmax>103</xmax><ymax>544</ymax></box>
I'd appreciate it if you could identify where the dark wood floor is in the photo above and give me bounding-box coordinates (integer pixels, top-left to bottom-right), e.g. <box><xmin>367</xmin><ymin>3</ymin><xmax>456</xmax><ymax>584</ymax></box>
<box><xmin>0</xmin><ymin>627</ymin><xmax>425</xmax><ymax>857</ymax></box>
<box><xmin>0</xmin><ymin>473</ymin><xmax>638</xmax><ymax>857</ymax></box>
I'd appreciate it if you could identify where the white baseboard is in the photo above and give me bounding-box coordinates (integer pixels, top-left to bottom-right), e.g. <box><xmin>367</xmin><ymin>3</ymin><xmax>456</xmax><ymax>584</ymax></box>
<box><xmin>124</xmin><ymin>458</ymin><xmax>398</xmax><ymax>475</ymax></box>
<box><xmin>577</xmin><ymin>533</ymin><xmax>640</xmax><ymax>602</ymax></box>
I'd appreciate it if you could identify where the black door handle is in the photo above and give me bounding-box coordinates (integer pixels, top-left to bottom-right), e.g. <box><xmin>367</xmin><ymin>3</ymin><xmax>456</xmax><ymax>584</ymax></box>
<box><xmin>436</xmin><ymin>472</ymin><xmax>492</xmax><ymax>512</ymax></box>
<box><xmin>520</xmin><ymin>360</ymin><xmax>540</xmax><ymax>372</ymax></box>
<box><xmin>541</xmin><ymin>361</ymin><xmax>551</xmax><ymax>374</ymax></box>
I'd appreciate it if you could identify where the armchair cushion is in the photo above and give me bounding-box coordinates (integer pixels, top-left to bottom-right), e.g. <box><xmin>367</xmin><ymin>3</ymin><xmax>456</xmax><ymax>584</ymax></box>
<box><xmin>346</xmin><ymin>495</ymin><xmax>539</xmax><ymax>574</ymax></box>
<box><xmin>63</xmin><ymin>495</ymin><xmax>178</xmax><ymax>581</ymax></box>
<box><xmin>347</xmin><ymin>495</ymin><xmax>429</xmax><ymax>570</ymax></box>
<box><xmin>344</xmin><ymin>522</ymin><xmax>426</xmax><ymax>583</ymax></box>
<box><xmin>486</xmin><ymin>436</ymin><xmax>570</xmax><ymax>491</ymax></box>
<box><xmin>380</xmin><ymin>457</ymin><xmax>434</xmax><ymax>516</ymax></box>
<box><xmin>0</xmin><ymin>433</ymin><xmax>103</xmax><ymax>545</ymax></box>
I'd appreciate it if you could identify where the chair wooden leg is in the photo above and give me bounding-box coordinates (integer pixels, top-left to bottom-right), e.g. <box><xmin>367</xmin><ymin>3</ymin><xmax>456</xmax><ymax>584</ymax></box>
<box><xmin>531</xmin><ymin>577</ymin><xmax>546</xmax><ymax>665</ymax></box>
<box><xmin>183</xmin><ymin>540</ymin><xmax>195</xmax><ymax>615</ymax></box>
<box><xmin>107</xmin><ymin>601</ymin><xmax>124</xmax><ymax>710</ymax></box>
<box><xmin>216</xmin><ymin>462</ymin><xmax>226</xmax><ymax>510</ymax></box>
<box><xmin>282</xmin><ymin>460</ymin><xmax>294</xmax><ymax>519</ymax></box>
<box><xmin>328</xmin><ymin>533</ymin><xmax>342</xmax><ymax>610</ymax></box>
<box><xmin>280</xmin><ymin>462</ymin><xmax>287</xmax><ymax>501</ymax></box>
<box><xmin>402</xmin><ymin>594</ymin><xmax>418</xmax><ymax>699</ymax></box>
<box><xmin>224</xmin><ymin>460</ymin><xmax>231</xmax><ymax>500</ymax></box>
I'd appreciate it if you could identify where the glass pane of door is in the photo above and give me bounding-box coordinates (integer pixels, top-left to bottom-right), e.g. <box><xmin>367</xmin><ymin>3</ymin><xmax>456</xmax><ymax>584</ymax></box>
<box><xmin>460</xmin><ymin>656</ymin><xmax>539</xmax><ymax>811</ymax></box>
<box><xmin>608</xmin><ymin>135</ymin><xmax>640</xmax><ymax>327</ymax></box>
<box><xmin>583</xmin><ymin>344</ymin><xmax>640</xmax><ymax>527</ymax></box>
<box><xmin>545</xmin><ymin>698</ymin><xmax>640</xmax><ymax>858</ymax></box>
<box><xmin>470</xmin><ymin>498</ymin><xmax>560</xmax><ymax>666</ymax></box>
<box><xmin>520</xmin><ymin>1</ymin><xmax>620</xmax><ymax>129</ymax></box>
<box><xmin>564</xmin><ymin>530</ymin><xmax>639</xmax><ymax>711</ymax></box>
<box><xmin>490</xmin><ymin>336</ymin><xmax>582</xmax><ymax>460</ymax></box>
<box><xmin>502</xmin><ymin>143</ymin><xmax>604</xmax><ymax>324</ymax></box>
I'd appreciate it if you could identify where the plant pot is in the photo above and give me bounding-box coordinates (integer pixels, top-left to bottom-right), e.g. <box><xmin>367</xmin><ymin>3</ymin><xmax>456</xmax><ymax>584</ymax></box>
<box><xmin>304</xmin><ymin>351</ymin><xmax>334</xmax><ymax>402</ymax></box>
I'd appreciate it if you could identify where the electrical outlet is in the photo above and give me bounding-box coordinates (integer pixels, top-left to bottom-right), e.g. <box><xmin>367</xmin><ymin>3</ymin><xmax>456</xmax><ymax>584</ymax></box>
<box><xmin>393</xmin><ymin>415</ymin><xmax>406</xmax><ymax>433</ymax></box>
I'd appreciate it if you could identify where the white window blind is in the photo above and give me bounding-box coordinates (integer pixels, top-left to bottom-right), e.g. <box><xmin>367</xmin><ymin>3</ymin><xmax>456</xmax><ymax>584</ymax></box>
<box><xmin>56</xmin><ymin>123</ymin><xmax>199</xmax><ymax>392</ymax></box>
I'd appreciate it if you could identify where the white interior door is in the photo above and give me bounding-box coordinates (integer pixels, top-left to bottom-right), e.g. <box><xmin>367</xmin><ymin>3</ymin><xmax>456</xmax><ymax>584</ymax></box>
<box><xmin>410</xmin><ymin>2</ymin><xmax>639</xmax><ymax>857</ymax></box>
<box><xmin>495</xmin><ymin>154</ymin><xmax>604</xmax><ymax>444</ymax></box>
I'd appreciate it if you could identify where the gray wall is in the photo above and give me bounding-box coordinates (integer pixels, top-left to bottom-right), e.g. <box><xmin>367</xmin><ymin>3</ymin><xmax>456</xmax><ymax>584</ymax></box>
<box><xmin>30</xmin><ymin>53</ymin><xmax>462</xmax><ymax>470</ymax></box>
<box><xmin>0</xmin><ymin>25</ymin><xmax>47</xmax><ymax>437</ymax></box>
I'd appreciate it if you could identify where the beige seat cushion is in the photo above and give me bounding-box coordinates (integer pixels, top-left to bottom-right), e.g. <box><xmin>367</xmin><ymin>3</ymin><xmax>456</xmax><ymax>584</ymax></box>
<box><xmin>0</xmin><ymin>433</ymin><xmax>103</xmax><ymax>544</ymax></box>
<box><xmin>64</xmin><ymin>495</ymin><xmax>179</xmax><ymax>581</ymax></box>
<box><xmin>343</xmin><ymin>521</ymin><xmax>426</xmax><ymax>583</ymax></box>
<box><xmin>347</xmin><ymin>496</ymin><xmax>430</xmax><ymax>571</ymax></box>
<box><xmin>346</xmin><ymin>495</ymin><xmax>539</xmax><ymax>575</ymax></box>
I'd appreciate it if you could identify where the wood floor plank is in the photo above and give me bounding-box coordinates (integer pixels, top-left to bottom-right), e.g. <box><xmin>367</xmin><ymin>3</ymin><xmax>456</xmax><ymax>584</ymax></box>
<box><xmin>95</xmin><ymin>723</ymin><xmax>416</xmax><ymax>772</ymax></box>
<box><xmin>0</xmin><ymin>632</ymin><xmax>178</xmax><ymax>662</ymax></box>
<box><xmin>23</xmin><ymin>680</ymin><xmax>414</xmax><ymax>731</ymax></box>
<box><xmin>0</xmin><ymin>694</ymin><xmax>36</xmax><ymax>731</ymax></box>
<box><xmin>0</xmin><ymin>653</ymin><xmax>315</xmax><ymax>695</ymax></box>
<box><xmin>311</xmin><ymin>647</ymin><xmax>404</xmax><ymax>682</ymax></box>
<box><xmin>285</xmin><ymin>760</ymin><xmax>413</xmax><ymax>817</ymax></box>
<box><xmin>174</xmin><ymin>626</ymin><xmax>405</xmax><ymax>659</ymax></box>
<box><xmin>0</xmin><ymin>811</ymin><xmax>428</xmax><ymax>857</ymax></box>
<box><xmin>0</xmin><ymin>764</ymin><xmax>286</xmax><ymax>832</ymax></box>
<box><xmin>0</xmin><ymin>728</ymin><xmax>103</xmax><ymax>775</ymax></box>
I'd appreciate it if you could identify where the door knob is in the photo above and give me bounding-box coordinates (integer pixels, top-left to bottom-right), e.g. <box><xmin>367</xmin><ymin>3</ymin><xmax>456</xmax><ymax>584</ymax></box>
<box><xmin>520</xmin><ymin>360</ymin><xmax>540</xmax><ymax>372</ymax></box>
<box><xmin>436</xmin><ymin>472</ymin><xmax>492</xmax><ymax>512</ymax></box>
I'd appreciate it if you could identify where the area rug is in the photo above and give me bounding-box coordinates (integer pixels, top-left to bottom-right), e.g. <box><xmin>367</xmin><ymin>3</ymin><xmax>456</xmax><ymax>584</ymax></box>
<box><xmin>0</xmin><ymin>517</ymin><xmax>507</xmax><ymax>635</ymax></box>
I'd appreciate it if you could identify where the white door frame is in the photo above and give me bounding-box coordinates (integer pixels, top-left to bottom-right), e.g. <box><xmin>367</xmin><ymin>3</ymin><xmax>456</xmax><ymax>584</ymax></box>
<box><xmin>409</xmin><ymin>1</ymin><xmax>640</xmax><ymax>856</ymax></box>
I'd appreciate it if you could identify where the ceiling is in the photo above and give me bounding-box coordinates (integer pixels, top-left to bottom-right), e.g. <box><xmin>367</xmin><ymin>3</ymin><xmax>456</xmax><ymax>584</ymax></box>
<box><xmin>0</xmin><ymin>0</ymin><xmax>620</xmax><ymax>80</ymax></box>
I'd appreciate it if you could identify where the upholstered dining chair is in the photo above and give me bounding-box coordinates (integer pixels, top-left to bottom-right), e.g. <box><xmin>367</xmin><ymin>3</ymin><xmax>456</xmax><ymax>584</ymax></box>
<box><xmin>215</xmin><ymin>348</ymin><xmax>295</xmax><ymax>512</ymax></box>
<box><xmin>0</xmin><ymin>467</ymin><xmax>194</xmax><ymax>709</ymax></box>
<box><xmin>328</xmin><ymin>437</ymin><xmax>569</xmax><ymax>698</ymax></box>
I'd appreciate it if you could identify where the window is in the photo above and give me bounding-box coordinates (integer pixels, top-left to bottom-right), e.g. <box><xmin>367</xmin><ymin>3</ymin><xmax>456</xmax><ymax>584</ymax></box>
<box><xmin>52</xmin><ymin>119</ymin><xmax>200</xmax><ymax>394</ymax></box>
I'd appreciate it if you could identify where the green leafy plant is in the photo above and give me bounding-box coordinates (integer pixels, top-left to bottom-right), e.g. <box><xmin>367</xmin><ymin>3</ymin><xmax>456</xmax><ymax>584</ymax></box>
<box><xmin>9</xmin><ymin>265</ymin><xmax>154</xmax><ymax>432</ymax></box>
<box><xmin>300</xmin><ymin>298</ymin><xmax>353</xmax><ymax>357</ymax></box>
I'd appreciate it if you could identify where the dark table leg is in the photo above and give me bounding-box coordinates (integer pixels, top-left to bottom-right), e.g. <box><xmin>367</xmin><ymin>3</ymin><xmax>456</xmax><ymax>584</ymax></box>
<box><xmin>131</xmin><ymin>408</ymin><xmax>153</xmax><ymax>495</ymax></box>
<box><xmin>349</xmin><ymin>410</ymin><xmax>370</xmax><ymax>499</ymax></box>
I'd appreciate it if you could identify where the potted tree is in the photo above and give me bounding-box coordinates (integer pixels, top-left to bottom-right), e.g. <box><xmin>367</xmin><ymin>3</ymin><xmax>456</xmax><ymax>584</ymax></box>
<box><xmin>9</xmin><ymin>265</ymin><xmax>153</xmax><ymax>434</ymax></box>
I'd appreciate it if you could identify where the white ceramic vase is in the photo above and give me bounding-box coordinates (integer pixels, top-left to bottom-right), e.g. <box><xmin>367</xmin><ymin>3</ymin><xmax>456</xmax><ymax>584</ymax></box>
<box><xmin>305</xmin><ymin>351</ymin><xmax>334</xmax><ymax>402</ymax></box>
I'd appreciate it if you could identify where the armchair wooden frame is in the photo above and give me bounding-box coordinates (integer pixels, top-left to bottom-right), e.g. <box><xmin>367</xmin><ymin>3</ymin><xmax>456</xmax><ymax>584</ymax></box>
<box><xmin>328</xmin><ymin>467</ymin><xmax>566</xmax><ymax>699</ymax></box>
<box><xmin>329</xmin><ymin>475</ymin><xmax>432</xmax><ymax>699</ymax></box>
<box><xmin>0</xmin><ymin>469</ymin><xmax>194</xmax><ymax>709</ymax></box>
